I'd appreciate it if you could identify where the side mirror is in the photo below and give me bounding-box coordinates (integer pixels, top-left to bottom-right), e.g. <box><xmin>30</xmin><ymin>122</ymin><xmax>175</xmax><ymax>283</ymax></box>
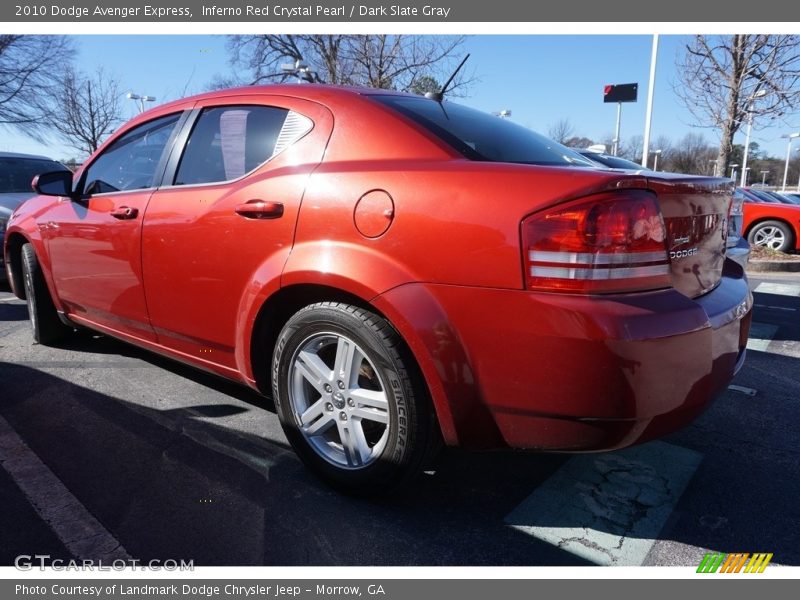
<box><xmin>32</xmin><ymin>171</ymin><xmax>73</xmax><ymax>198</ymax></box>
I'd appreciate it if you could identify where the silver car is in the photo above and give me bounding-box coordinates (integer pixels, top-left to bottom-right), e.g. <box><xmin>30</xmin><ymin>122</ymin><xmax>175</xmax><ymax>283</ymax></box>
<box><xmin>0</xmin><ymin>152</ymin><xmax>71</xmax><ymax>279</ymax></box>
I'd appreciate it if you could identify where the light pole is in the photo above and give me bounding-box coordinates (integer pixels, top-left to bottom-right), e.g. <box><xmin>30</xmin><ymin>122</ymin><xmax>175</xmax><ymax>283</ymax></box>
<box><xmin>611</xmin><ymin>102</ymin><xmax>623</xmax><ymax>156</ymax></box>
<box><xmin>743</xmin><ymin>167</ymin><xmax>751</xmax><ymax>186</ymax></box>
<box><xmin>781</xmin><ymin>132</ymin><xmax>800</xmax><ymax>192</ymax></box>
<box><xmin>650</xmin><ymin>149</ymin><xmax>662</xmax><ymax>171</ymax></box>
<box><xmin>796</xmin><ymin>148</ymin><xmax>800</xmax><ymax>192</ymax></box>
<box><xmin>740</xmin><ymin>90</ymin><xmax>767</xmax><ymax>187</ymax></box>
<box><xmin>640</xmin><ymin>34</ymin><xmax>659</xmax><ymax>168</ymax></box>
<box><xmin>126</xmin><ymin>92</ymin><xmax>155</xmax><ymax>113</ymax></box>
<box><xmin>760</xmin><ymin>170</ymin><xmax>769</xmax><ymax>186</ymax></box>
<box><xmin>730</xmin><ymin>163</ymin><xmax>739</xmax><ymax>181</ymax></box>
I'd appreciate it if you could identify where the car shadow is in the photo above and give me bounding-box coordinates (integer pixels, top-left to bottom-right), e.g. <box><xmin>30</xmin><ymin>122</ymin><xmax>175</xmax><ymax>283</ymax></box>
<box><xmin>1</xmin><ymin>344</ymin><xmax>798</xmax><ymax>566</ymax></box>
<box><xmin>0</xmin><ymin>362</ymin><xmax>587</xmax><ymax>566</ymax></box>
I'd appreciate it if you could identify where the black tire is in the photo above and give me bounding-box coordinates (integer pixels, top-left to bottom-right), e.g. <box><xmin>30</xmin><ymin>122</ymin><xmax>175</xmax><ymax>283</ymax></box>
<box><xmin>272</xmin><ymin>302</ymin><xmax>440</xmax><ymax>494</ymax></box>
<box><xmin>747</xmin><ymin>220</ymin><xmax>794</xmax><ymax>253</ymax></box>
<box><xmin>21</xmin><ymin>243</ymin><xmax>71</xmax><ymax>345</ymax></box>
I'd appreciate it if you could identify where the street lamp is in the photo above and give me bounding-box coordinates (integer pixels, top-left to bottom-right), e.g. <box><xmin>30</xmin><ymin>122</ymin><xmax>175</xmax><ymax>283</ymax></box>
<box><xmin>650</xmin><ymin>149</ymin><xmax>662</xmax><ymax>171</ymax></box>
<box><xmin>781</xmin><ymin>132</ymin><xmax>800</xmax><ymax>192</ymax></box>
<box><xmin>760</xmin><ymin>170</ymin><xmax>770</xmax><ymax>186</ymax></box>
<box><xmin>281</xmin><ymin>59</ymin><xmax>317</xmax><ymax>83</ymax></box>
<box><xmin>126</xmin><ymin>92</ymin><xmax>155</xmax><ymax>113</ymax></box>
<box><xmin>729</xmin><ymin>163</ymin><xmax>739</xmax><ymax>180</ymax></box>
<box><xmin>740</xmin><ymin>90</ymin><xmax>767</xmax><ymax>187</ymax></box>
<box><xmin>743</xmin><ymin>167</ymin><xmax>751</xmax><ymax>186</ymax></box>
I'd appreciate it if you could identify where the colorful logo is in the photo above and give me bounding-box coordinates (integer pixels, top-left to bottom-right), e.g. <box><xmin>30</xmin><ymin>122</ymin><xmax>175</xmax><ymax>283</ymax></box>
<box><xmin>697</xmin><ymin>552</ymin><xmax>773</xmax><ymax>573</ymax></box>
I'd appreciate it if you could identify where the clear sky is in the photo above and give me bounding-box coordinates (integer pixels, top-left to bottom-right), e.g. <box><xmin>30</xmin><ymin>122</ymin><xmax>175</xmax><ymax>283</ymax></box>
<box><xmin>3</xmin><ymin>34</ymin><xmax>799</xmax><ymax>162</ymax></box>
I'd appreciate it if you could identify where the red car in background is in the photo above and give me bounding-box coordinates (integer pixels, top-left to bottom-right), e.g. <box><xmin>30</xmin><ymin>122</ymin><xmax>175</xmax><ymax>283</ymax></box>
<box><xmin>4</xmin><ymin>85</ymin><xmax>752</xmax><ymax>492</ymax></box>
<box><xmin>739</xmin><ymin>187</ymin><xmax>800</xmax><ymax>252</ymax></box>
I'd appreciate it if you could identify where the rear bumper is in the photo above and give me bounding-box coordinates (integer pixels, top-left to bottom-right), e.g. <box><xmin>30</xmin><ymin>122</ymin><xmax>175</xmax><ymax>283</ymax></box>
<box><xmin>377</xmin><ymin>260</ymin><xmax>752</xmax><ymax>450</ymax></box>
<box><xmin>726</xmin><ymin>236</ymin><xmax>750</xmax><ymax>269</ymax></box>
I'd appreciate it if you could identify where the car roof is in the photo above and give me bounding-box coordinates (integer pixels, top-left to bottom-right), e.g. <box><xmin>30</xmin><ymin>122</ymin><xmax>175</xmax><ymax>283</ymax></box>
<box><xmin>0</xmin><ymin>151</ymin><xmax>58</xmax><ymax>161</ymax></box>
<box><xmin>151</xmin><ymin>83</ymin><xmax>411</xmax><ymax>114</ymax></box>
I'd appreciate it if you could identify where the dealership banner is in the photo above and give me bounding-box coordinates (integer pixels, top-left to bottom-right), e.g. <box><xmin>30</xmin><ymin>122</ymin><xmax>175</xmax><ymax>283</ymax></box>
<box><xmin>4</xmin><ymin>579</ymin><xmax>798</xmax><ymax>599</ymax></box>
<box><xmin>2</xmin><ymin>0</ymin><xmax>800</xmax><ymax>22</ymax></box>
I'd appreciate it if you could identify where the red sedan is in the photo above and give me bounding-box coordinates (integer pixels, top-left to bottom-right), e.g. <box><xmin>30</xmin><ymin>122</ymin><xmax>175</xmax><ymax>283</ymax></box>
<box><xmin>4</xmin><ymin>85</ymin><xmax>752</xmax><ymax>492</ymax></box>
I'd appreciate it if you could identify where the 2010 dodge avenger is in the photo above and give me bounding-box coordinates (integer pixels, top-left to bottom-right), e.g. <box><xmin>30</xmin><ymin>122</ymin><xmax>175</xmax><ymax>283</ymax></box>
<box><xmin>3</xmin><ymin>85</ymin><xmax>753</xmax><ymax>492</ymax></box>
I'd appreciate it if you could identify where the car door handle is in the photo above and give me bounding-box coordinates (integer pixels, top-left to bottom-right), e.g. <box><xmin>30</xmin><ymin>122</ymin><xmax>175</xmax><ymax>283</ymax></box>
<box><xmin>234</xmin><ymin>200</ymin><xmax>284</xmax><ymax>219</ymax></box>
<box><xmin>110</xmin><ymin>206</ymin><xmax>139</xmax><ymax>220</ymax></box>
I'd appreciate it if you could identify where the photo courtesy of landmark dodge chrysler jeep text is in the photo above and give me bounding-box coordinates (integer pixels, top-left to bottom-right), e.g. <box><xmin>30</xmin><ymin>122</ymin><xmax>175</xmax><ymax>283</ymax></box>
<box><xmin>4</xmin><ymin>85</ymin><xmax>752</xmax><ymax>493</ymax></box>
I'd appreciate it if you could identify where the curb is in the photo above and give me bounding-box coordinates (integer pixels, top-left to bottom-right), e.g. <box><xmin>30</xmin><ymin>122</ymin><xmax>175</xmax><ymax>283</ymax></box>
<box><xmin>746</xmin><ymin>260</ymin><xmax>800</xmax><ymax>273</ymax></box>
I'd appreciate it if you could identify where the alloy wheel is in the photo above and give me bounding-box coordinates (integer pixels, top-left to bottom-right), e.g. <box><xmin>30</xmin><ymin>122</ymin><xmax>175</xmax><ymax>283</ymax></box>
<box><xmin>288</xmin><ymin>332</ymin><xmax>391</xmax><ymax>469</ymax></box>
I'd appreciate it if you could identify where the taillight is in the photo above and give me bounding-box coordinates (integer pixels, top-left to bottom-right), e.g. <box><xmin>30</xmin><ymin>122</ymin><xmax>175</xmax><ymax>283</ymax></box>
<box><xmin>522</xmin><ymin>190</ymin><xmax>671</xmax><ymax>294</ymax></box>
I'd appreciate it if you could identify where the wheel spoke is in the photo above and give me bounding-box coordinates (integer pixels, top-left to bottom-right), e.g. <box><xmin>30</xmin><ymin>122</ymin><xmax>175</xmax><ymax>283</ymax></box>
<box><xmin>333</xmin><ymin>336</ymin><xmax>360</xmax><ymax>387</ymax></box>
<box><xmin>295</xmin><ymin>350</ymin><xmax>332</xmax><ymax>394</ymax></box>
<box><xmin>350</xmin><ymin>388</ymin><xmax>389</xmax><ymax>411</ymax></box>
<box><xmin>301</xmin><ymin>403</ymin><xmax>335</xmax><ymax>436</ymax></box>
<box><xmin>338</xmin><ymin>420</ymin><xmax>371</xmax><ymax>467</ymax></box>
<box><xmin>349</xmin><ymin>388</ymin><xmax>389</xmax><ymax>424</ymax></box>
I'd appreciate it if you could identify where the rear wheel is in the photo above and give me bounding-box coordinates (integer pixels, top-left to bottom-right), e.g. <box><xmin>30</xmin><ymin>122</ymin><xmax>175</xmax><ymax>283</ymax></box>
<box><xmin>21</xmin><ymin>243</ymin><xmax>71</xmax><ymax>345</ymax></box>
<box><xmin>747</xmin><ymin>220</ymin><xmax>794</xmax><ymax>252</ymax></box>
<box><xmin>272</xmin><ymin>302</ymin><xmax>439</xmax><ymax>494</ymax></box>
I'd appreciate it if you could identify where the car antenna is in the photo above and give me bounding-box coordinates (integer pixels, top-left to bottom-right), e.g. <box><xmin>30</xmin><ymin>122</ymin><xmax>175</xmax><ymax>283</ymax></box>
<box><xmin>425</xmin><ymin>54</ymin><xmax>470</xmax><ymax>102</ymax></box>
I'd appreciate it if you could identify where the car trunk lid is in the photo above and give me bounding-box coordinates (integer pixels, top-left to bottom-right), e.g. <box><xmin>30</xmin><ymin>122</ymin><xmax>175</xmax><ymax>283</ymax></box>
<box><xmin>647</xmin><ymin>174</ymin><xmax>733</xmax><ymax>298</ymax></box>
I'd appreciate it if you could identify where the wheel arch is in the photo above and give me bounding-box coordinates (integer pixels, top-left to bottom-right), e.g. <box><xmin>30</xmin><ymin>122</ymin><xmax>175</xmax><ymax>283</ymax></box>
<box><xmin>243</xmin><ymin>281</ymin><xmax>464</xmax><ymax>446</ymax></box>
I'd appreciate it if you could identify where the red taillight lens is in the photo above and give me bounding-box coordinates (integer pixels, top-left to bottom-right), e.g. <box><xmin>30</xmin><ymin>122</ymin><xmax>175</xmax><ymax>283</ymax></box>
<box><xmin>522</xmin><ymin>190</ymin><xmax>671</xmax><ymax>294</ymax></box>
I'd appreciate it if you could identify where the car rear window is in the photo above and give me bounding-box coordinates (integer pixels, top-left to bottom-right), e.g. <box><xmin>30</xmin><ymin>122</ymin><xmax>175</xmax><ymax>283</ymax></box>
<box><xmin>0</xmin><ymin>158</ymin><xmax>68</xmax><ymax>193</ymax></box>
<box><xmin>370</xmin><ymin>95</ymin><xmax>594</xmax><ymax>167</ymax></box>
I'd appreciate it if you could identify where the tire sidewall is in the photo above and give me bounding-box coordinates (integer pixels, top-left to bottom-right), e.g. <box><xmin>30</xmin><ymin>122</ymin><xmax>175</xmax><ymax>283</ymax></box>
<box><xmin>272</xmin><ymin>305</ymin><xmax>414</xmax><ymax>490</ymax></box>
<box><xmin>21</xmin><ymin>245</ymin><xmax>41</xmax><ymax>339</ymax></box>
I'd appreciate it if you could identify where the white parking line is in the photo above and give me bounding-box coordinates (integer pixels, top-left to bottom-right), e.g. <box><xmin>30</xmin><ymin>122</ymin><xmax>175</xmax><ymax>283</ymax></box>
<box><xmin>0</xmin><ymin>414</ymin><xmax>131</xmax><ymax>561</ymax></box>
<box><xmin>754</xmin><ymin>282</ymin><xmax>800</xmax><ymax>297</ymax></box>
<box><xmin>504</xmin><ymin>441</ymin><xmax>702</xmax><ymax>566</ymax></box>
<box><xmin>747</xmin><ymin>322</ymin><xmax>779</xmax><ymax>353</ymax></box>
<box><xmin>728</xmin><ymin>384</ymin><xmax>758</xmax><ymax>396</ymax></box>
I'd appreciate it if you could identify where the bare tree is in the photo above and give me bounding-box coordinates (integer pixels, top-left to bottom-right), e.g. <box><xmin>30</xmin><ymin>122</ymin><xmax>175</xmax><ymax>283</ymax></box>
<box><xmin>0</xmin><ymin>35</ymin><xmax>73</xmax><ymax>136</ymax></box>
<box><xmin>214</xmin><ymin>35</ymin><xmax>473</xmax><ymax>95</ymax></box>
<box><xmin>666</xmin><ymin>133</ymin><xmax>717</xmax><ymax>175</ymax></box>
<box><xmin>45</xmin><ymin>68</ymin><xmax>123</xmax><ymax>155</ymax></box>
<box><xmin>563</xmin><ymin>135</ymin><xmax>595</xmax><ymax>149</ymax></box>
<box><xmin>675</xmin><ymin>35</ymin><xmax>800</xmax><ymax>176</ymax></box>
<box><xmin>547</xmin><ymin>119</ymin><xmax>575</xmax><ymax>144</ymax></box>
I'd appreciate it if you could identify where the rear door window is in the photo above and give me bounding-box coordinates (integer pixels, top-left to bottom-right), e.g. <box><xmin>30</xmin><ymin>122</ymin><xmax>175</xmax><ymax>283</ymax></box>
<box><xmin>173</xmin><ymin>105</ymin><xmax>308</xmax><ymax>186</ymax></box>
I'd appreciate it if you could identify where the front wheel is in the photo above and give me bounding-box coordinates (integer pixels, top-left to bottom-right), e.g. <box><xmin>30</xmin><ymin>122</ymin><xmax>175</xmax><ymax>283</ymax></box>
<box><xmin>21</xmin><ymin>243</ymin><xmax>72</xmax><ymax>345</ymax></box>
<box><xmin>747</xmin><ymin>220</ymin><xmax>794</xmax><ymax>252</ymax></box>
<box><xmin>272</xmin><ymin>302</ymin><xmax>439</xmax><ymax>494</ymax></box>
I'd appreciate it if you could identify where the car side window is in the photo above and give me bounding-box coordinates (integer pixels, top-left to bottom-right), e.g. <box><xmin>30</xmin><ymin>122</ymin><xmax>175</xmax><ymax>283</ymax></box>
<box><xmin>173</xmin><ymin>105</ymin><xmax>309</xmax><ymax>186</ymax></box>
<box><xmin>80</xmin><ymin>114</ymin><xmax>182</xmax><ymax>195</ymax></box>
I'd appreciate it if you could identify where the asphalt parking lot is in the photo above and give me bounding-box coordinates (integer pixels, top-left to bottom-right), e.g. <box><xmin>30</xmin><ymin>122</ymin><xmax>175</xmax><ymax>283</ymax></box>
<box><xmin>1</xmin><ymin>273</ymin><xmax>799</xmax><ymax>567</ymax></box>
